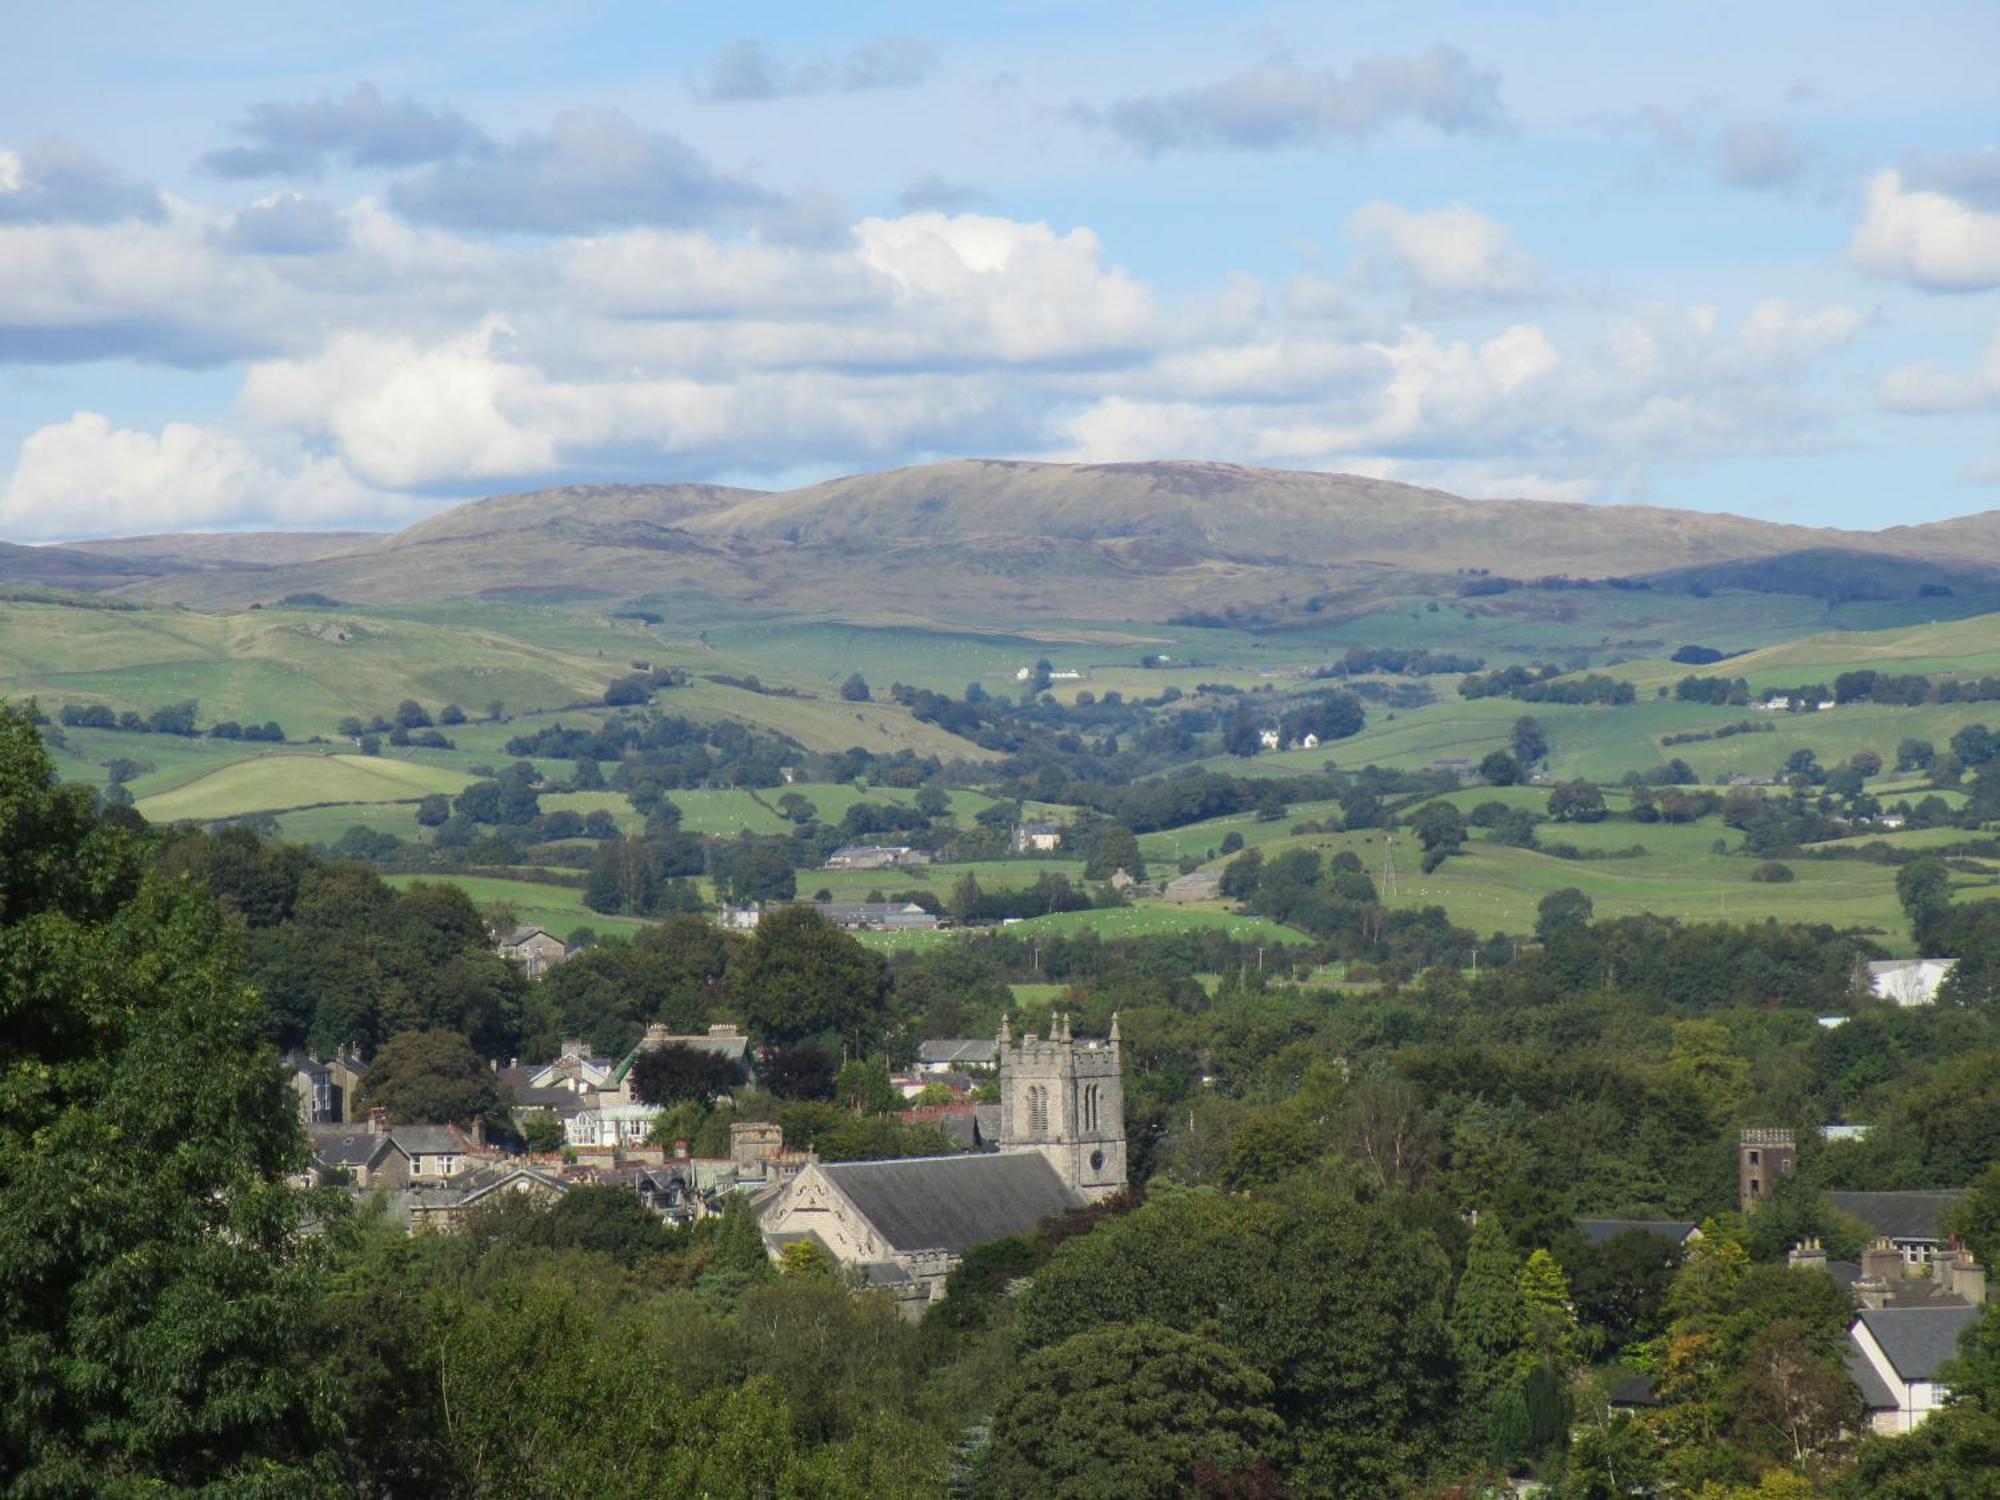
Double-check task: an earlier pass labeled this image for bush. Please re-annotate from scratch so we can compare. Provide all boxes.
[1750,862,1796,883]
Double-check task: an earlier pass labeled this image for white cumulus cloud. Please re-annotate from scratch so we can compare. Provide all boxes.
[1851,170,2000,292]
[0,411,385,539]
[1346,201,1543,310]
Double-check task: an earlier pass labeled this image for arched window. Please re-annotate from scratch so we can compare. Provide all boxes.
[1083,1083,1097,1133]
[1027,1085,1047,1138]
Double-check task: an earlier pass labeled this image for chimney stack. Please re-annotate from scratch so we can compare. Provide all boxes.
[1788,1237,1828,1274]
[368,1103,389,1137]
[1861,1238,1904,1285]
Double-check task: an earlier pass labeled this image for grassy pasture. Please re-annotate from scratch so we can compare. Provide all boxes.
[135,754,472,823]
[0,600,619,736]
[1214,824,1936,949]
[380,872,653,939]
[1617,616,2000,696]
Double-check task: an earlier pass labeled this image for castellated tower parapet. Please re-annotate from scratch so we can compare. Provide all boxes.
[997,1010,1127,1201]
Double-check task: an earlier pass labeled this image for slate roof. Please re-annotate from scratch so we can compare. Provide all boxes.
[820,1153,1084,1254]
[1844,1346,1899,1411]
[1857,1305,1982,1382]
[918,1039,999,1067]
[973,1104,1001,1144]
[309,1126,389,1169]
[1575,1217,1699,1246]
[1607,1373,1658,1408]
[388,1125,468,1155]
[1824,1190,1965,1242]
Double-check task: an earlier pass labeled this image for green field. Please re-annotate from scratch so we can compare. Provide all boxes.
[135,753,473,822]
[380,872,653,939]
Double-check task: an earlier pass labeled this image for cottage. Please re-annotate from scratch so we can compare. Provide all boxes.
[1257,729,1281,751]
[1848,1305,1983,1433]
[1013,822,1063,853]
[307,1123,396,1187]
[399,1164,568,1234]
[1865,958,1956,1007]
[496,925,570,979]
[384,1124,483,1185]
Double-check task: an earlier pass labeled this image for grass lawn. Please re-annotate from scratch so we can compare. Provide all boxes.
[380,872,654,939]
[135,753,473,822]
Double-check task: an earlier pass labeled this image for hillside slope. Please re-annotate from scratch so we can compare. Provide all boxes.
[11,459,1998,623]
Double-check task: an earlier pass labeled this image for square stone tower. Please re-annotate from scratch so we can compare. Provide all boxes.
[997,1011,1127,1201]
[1739,1127,1797,1213]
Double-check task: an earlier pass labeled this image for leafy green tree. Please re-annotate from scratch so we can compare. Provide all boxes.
[519,1110,565,1154]
[736,905,889,1048]
[1518,1248,1580,1376]
[1536,887,1594,941]
[949,870,984,921]
[1480,749,1523,786]
[1408,800,1467,854]
[840,672,870,702]
[712,841,798,905]
[1451,1213,1528,1396]
[1512,715,1548,766]
[979,1322,1285,1500]
[0,706,341,1492]
[776,1239,837,1277]
[584,835,656,916]
[835,1056,900,1115]
[1547,780,1607,822]
[1020,1184,1457,1495]
[469,1183,672,1265]
[1083,822,1145,881]
[360,1029,499,1124]
[1896,856,1952,943]
[415,792,451,826]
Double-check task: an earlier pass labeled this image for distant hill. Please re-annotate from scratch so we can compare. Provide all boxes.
[8,459,1997,623]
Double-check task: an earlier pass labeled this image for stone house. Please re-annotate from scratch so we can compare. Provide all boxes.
[1012,822,1063,853]
[399,1164,568,1234]
[496,925,570,979]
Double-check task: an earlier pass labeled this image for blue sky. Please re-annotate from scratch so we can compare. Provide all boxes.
[2,0,1996,538]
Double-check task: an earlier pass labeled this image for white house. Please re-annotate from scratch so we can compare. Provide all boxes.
[564,1102,663,1149]
[1258,728,1281,750]
[1847,1305,1982,1433]
[1867,958,1956,1007]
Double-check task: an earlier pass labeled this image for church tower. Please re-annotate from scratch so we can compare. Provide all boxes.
[997,1011,1127,1201]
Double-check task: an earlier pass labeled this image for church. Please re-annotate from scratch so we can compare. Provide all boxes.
[757,1012,1127,1312]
